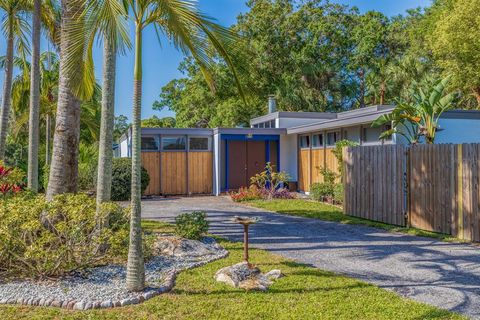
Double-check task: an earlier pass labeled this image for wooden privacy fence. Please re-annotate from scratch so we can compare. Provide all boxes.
[343,145,407,226]
[343,143,480,242]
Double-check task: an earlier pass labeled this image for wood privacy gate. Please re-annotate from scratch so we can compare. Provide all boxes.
[141,151,213,196]
[343,144,480,242]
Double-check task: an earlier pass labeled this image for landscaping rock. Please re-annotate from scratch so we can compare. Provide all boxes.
[0,237,227,310]
[154,235,226,259]
[214,262,282,291]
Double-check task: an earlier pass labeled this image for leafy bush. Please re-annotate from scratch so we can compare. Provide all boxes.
[111,158,150,201]
[230,185,264,202]
[248,162,293,200]
[333,184,344,204]
[0,193,143,278]
[175,211,209,240]
[230,185,295,202]
[78,143,99,192]
[310,182,335,201]
[0,162,25,198]
[310,167,340,202]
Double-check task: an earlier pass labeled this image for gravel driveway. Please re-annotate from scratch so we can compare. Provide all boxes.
[140,196,480,319]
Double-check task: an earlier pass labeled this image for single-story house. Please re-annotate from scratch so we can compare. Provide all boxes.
[118,99,480,196]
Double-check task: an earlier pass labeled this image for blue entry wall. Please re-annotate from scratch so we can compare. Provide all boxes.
[221,134,280,192]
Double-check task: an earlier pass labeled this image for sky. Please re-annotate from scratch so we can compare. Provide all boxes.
[0,0,431,122]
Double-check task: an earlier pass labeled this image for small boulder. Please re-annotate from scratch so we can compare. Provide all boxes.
[214,262,282,291]
[154,235,226,258]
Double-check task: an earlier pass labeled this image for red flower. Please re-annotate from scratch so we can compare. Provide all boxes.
[0,184,11,194]
[11,184,21,193]
[0,166,12,178]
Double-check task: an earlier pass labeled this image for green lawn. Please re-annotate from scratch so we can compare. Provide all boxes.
[0,221,463,320]
[246,199,461,242]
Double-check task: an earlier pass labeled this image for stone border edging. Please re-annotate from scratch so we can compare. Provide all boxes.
[0,251,228,310]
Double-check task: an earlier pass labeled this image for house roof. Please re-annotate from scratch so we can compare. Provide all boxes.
[287,105,394,134]
[250,111,337,125]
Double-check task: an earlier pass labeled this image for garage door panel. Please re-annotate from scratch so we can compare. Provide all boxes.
[188,152,213,194]
[141,152,160,195]
[161,152,187,195]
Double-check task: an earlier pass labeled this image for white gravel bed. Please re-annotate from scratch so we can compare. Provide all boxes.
[0,237,228,310]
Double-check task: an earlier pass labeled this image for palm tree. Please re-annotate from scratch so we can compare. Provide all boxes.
[124,0,244,292]
[0,0,30,160]
[27,0,41,191]
[46,0,95,199]
[82,0,130,210]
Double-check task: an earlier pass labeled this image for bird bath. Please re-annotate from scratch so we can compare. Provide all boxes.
[232,216,259,265]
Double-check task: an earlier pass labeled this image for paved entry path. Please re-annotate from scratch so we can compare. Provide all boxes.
[141,196,480,319]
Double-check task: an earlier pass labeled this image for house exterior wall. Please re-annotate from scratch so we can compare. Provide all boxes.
[436,118,480,144]
[280,133,297,181]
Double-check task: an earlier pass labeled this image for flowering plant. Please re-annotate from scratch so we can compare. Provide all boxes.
[0,162,25,199]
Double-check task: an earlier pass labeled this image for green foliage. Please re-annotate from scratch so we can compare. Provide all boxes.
[111,158,150,201]
[0,193,137,278]
[141,115,176,128]
[333,184,344,204]
[332,140,359,175]
[113,115,129,142]
[310,182,335,201]
[428,0,480,107]
[78,143,99,191]
[373,76,455,144]
[310,167,340,203]
[174,211,209,240]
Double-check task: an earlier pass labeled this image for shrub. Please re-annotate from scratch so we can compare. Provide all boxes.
[175,211,209,240]
[333,184,344,204]
[271,187,296,199]
[310,182,335,201]
[0,162,25,198]
[250,162,291,199]
[111,158,150,201]
[310,167,338,201]
[78,143,99,192]
[0,193,153,278]
[230,185,264,202]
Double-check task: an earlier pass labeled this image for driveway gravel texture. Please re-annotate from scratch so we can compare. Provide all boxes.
[141,196,480,319]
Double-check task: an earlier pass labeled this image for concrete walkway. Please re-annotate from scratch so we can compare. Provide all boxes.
[141,196,480,319]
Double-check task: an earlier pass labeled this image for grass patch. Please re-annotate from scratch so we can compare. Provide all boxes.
[0,220,463,320]
[246,199,462,242]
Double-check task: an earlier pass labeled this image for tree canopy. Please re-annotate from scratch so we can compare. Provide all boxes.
[154,0,479,128]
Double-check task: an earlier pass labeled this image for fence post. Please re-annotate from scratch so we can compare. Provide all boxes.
[457,144,464,240]
[405,145,411,228]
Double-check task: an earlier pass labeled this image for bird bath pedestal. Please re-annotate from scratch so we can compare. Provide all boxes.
[232,216,259,265]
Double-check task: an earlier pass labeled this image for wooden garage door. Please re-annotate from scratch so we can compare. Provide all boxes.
[141,152,161,195]
[188,152,213,194]
[161,152,187,195]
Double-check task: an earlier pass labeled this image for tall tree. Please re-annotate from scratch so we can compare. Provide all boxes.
[124,0,244,291]
[427,0,480,107]
[0,0,30,160]
[46,0,95,199]
[27,0,41,191]
[82,0,130,209]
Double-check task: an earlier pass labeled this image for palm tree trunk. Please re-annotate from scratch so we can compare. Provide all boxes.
[46,0,82,200]
[126,23,144,292]
[379,80,386,105]
[45,114,51,165]
[0,17,15,160]
[27,0,41,192]
[96,37,116,209]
